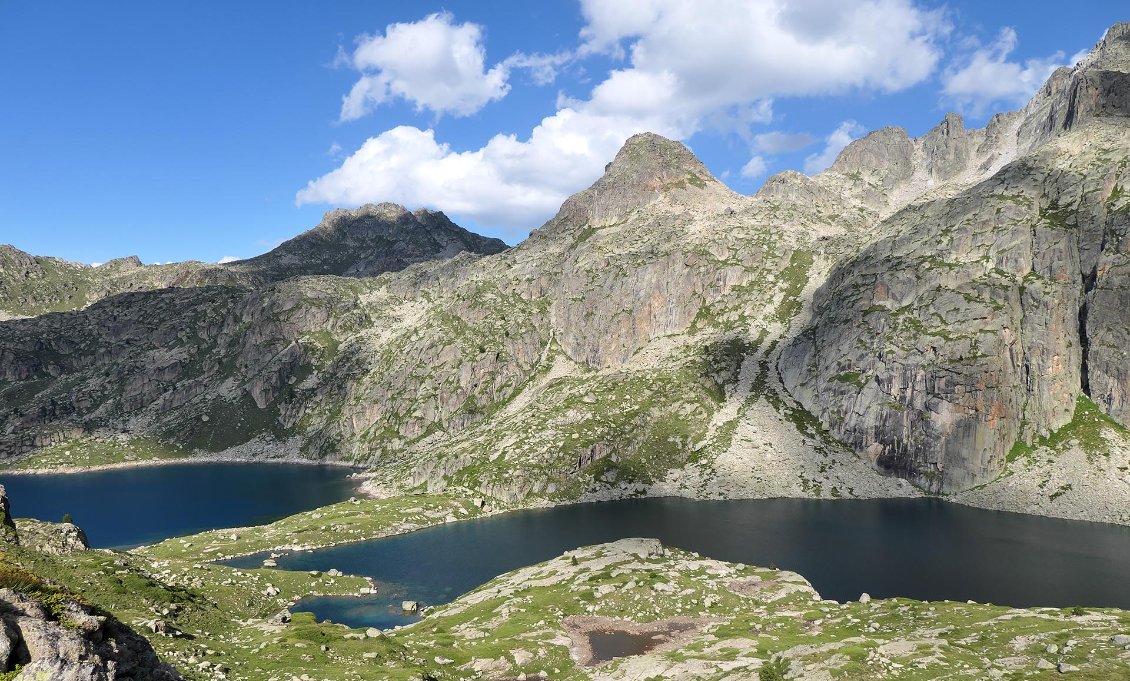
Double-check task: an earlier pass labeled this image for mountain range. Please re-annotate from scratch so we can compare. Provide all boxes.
[2,23,1129,525]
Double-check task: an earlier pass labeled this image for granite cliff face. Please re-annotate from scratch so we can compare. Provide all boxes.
[1,25,1129,516]
[781,22,1130,492]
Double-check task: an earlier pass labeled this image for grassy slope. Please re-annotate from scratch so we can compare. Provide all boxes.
[137,494,486,562]
[0,436,190,471]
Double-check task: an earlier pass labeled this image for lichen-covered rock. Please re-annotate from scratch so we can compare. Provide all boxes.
[0,588,182,680]
[13,518,89,555]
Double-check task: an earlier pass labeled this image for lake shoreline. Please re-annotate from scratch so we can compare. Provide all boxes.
[0,452,367,478]
[170,485,1130,569]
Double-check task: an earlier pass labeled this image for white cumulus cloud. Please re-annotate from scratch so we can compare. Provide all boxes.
[741,155,769,178]
[298,111,678,230]
[502,51,574,86]
[303,1,948,237]
[942,27,1070,116]
[217,255,240,264]
[804,121,866,174]
[753,131,818,154]
[339,12,510,121]
[578,0,945,103]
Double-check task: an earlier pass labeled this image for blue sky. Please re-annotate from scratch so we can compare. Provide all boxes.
[0,1,1123,264]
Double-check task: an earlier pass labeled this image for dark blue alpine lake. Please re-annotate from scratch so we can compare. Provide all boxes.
[3,461,1129,630]
[223,496,1130,629]
[0,462,358,549]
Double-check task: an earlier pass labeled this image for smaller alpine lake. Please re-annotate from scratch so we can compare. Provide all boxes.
[0,462,358,548]
[224,496,1130,630]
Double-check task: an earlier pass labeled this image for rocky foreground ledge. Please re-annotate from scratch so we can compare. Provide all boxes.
[402,538,1130,680]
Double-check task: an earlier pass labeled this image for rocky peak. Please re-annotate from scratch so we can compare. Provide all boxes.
[919,112,970,178]
[603,133,715,190]
[233,202,507,279]
[536,133,731,235]
[102,255,144,269]
[1017,22,1130,152]
[820,111,1023,218]
[1079,22,1130,72]
[315,202,413,235]
[829,126,914,187]
[0,201,508,317]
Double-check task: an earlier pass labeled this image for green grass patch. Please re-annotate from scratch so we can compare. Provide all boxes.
[831,371,867,389]
[1011,395,1130,460]
[774,250,813,323]
[2,436,188,471]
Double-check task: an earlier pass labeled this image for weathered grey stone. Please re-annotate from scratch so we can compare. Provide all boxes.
[13,518,89,555]
[0,587,181,680]
[0,617,16,671]
[0,484,16,545]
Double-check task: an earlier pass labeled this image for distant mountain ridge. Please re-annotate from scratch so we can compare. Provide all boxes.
[0,203,506,318]
[228,203,508,280]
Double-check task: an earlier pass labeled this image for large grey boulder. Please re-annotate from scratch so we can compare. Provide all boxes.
[13,518,89,555]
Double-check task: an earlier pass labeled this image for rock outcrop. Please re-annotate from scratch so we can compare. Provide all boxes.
[13,518,90,555]
[0,485,16,545]
[0,588,182,680]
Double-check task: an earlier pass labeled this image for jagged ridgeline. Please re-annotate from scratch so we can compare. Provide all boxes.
[1,25,1129,508]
